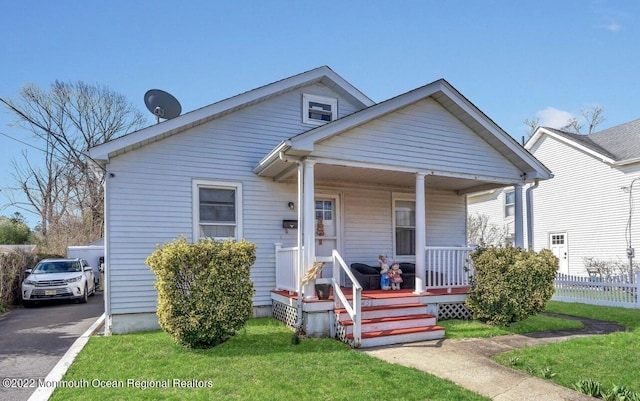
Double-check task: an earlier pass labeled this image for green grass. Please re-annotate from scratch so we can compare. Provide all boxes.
[545,300,640,330]
[493,301,640,394]
[51,318,488,401]
[439,313,584,339]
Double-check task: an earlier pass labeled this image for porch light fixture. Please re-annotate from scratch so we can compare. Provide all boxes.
[288,201,295,210]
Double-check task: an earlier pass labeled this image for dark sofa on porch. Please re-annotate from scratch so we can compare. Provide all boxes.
[350,262,422,290]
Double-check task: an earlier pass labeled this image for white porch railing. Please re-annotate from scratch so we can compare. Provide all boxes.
[425,246,475,291]
[331,249,362,348]
[274,243,300,292]
[553,271,640,309]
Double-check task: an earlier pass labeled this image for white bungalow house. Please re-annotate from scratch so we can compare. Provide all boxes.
[468,120,640,277]
[88,66,551,347]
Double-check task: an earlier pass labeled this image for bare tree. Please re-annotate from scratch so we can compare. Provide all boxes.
[467,213,507,247]
[524,116,541,139]
[561,106,605,135]
[0,81,147,253]
[524,106,605,137]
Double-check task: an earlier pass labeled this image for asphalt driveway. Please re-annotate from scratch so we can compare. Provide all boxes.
[0,291,104,401]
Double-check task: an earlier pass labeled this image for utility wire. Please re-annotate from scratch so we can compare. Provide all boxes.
[0,130,49,154]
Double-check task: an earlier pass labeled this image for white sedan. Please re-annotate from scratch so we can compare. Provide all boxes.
[22,258,96,306]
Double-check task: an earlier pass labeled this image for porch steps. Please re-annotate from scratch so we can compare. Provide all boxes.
[341,314,437,335]
[335,303,427,321]
[335,298,445,348]
[346,325,445,348]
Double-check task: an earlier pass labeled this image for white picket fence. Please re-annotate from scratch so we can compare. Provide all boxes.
[553,271,640,309]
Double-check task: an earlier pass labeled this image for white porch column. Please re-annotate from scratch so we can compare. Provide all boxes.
[296,162,304,294]
[414,173,427,294]
[514,183,524,248]
[302,159,316,299]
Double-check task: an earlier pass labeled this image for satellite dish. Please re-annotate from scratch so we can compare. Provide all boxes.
[144,89,182,124]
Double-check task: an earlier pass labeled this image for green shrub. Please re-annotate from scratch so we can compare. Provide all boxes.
[0,250,43,308]
[146,237,256,348]
[465,246,558,325]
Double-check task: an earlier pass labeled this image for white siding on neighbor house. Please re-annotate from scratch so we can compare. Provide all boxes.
[528,135,640,275]
[467,188,528,246]
[106,84,364,315]
[313,98,523,180]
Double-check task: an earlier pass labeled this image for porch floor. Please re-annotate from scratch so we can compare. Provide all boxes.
[271,286,471,303]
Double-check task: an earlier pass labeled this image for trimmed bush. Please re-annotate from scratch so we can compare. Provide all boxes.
[466,246,558,325]
[146,237,256,348]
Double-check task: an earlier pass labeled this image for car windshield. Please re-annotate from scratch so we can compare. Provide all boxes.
[33,261,82,274]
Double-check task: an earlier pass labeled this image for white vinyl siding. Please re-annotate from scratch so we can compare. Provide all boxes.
[340,186,466,266]
[528,135,638,275]
[105,83,363,316]
[313,98,522,179]
[467,187,526,247]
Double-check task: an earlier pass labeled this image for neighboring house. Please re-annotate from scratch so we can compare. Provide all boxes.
[88,66,551,336]
[468,119,640,276]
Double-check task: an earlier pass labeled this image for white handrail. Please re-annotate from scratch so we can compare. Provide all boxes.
[331,250,362,348]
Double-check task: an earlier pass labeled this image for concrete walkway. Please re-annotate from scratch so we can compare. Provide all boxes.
[363,314,625,401]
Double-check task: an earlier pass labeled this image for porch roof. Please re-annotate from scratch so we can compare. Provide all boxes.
[254,79,552,194]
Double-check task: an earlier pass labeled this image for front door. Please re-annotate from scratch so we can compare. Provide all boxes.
[315,195,341,279]
[549,232,568,274]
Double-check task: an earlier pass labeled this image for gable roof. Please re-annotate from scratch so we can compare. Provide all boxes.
[527,118,640,165]
[255,78,552,181]
[87,66,374,164]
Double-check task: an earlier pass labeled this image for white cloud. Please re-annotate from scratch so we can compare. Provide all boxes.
[604,21,622,32]
[536,107,575,129]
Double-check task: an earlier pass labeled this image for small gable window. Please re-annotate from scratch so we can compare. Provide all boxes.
[303,94,337,125]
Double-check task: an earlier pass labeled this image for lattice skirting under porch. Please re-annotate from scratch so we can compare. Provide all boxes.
[333,315,350,346]
[272,300,298,328]
[438,302,472,320]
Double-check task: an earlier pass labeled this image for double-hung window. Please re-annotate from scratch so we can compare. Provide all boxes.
[193,180,242,240]
[302,94,337,125]
[504,190,515,218]
[393,198,416,256]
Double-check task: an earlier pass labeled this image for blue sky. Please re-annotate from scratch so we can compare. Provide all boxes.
[1,0,639,227]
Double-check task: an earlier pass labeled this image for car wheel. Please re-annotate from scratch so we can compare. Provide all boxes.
[80,284,88,304]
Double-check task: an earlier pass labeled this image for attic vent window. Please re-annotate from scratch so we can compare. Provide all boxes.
[303,94,337,125]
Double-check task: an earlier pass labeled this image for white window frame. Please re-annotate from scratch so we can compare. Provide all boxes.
[302,93,338,125]
[192,179,243,241]
[504,190,515,218]
[392,193,416,260]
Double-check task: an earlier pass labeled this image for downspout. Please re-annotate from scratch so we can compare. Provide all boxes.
[104,169,112,335]
[279,151,304,330]
[526,179,539,250]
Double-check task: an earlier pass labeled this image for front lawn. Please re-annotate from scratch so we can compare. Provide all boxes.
[439,313,584,339]
[51,318,488,401]
[493,301,640,395]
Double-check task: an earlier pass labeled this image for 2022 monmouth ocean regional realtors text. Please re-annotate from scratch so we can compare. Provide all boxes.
[2,377,214,390]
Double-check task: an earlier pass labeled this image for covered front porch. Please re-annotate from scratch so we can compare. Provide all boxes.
[254,79,552,346]
[272,245,475,347]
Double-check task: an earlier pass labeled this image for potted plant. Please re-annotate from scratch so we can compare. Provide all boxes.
[301,261,331,300]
